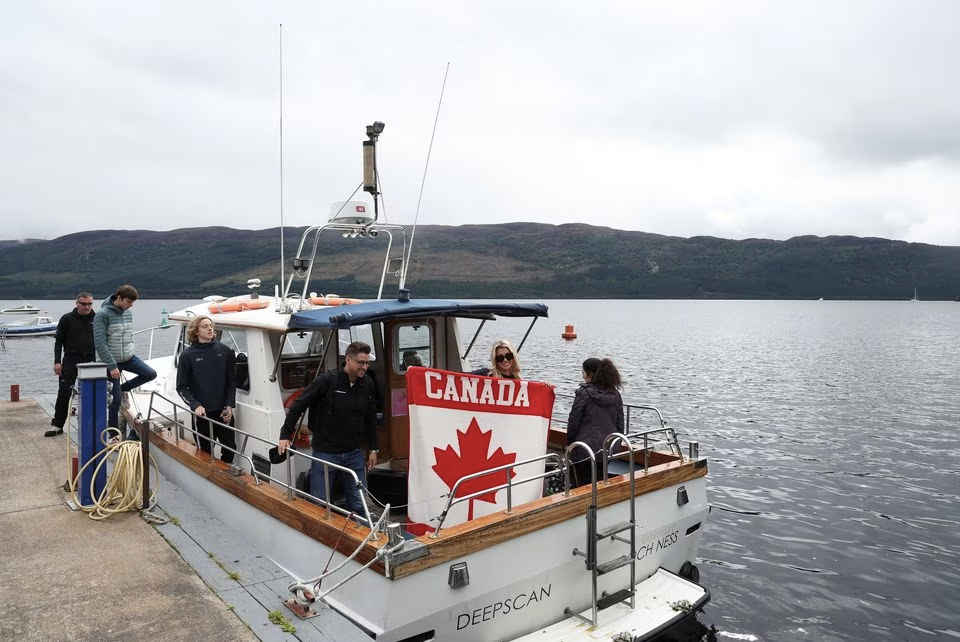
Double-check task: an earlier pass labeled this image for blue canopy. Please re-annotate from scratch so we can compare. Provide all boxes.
[288,298,548,330]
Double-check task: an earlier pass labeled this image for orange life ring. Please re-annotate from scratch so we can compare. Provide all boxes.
[284,388,303,408]
[208,298,271,314]
[283,389,312,447]
[308,295,363,306]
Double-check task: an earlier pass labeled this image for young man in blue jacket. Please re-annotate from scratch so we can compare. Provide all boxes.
[92,284,157,436]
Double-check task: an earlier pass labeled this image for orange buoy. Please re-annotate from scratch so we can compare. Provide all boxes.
[561,324,577,340]
[208,297,271,314]
[308,295,363,306]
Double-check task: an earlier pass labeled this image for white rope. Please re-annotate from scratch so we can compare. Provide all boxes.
[66,421,165,523]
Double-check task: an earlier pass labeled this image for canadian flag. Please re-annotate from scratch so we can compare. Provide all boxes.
[405,367,555,535]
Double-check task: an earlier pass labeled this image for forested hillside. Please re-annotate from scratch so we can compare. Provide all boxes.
[1,223,958,300]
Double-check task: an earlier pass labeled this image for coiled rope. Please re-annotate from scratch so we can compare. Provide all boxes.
[65,421,165,523]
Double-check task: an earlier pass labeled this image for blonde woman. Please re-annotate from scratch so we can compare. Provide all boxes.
[473,339,522,379]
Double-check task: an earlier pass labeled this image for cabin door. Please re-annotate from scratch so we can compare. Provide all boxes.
[383,319,437,462]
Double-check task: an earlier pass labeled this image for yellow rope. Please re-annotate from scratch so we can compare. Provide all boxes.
[67,426,163,521]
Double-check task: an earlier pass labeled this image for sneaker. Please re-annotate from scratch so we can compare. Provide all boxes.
[44,428,64,437]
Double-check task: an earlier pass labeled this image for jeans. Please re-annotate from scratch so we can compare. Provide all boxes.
[309,449,367,515]
[108,355,157,428]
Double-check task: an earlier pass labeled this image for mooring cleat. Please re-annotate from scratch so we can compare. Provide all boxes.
[284,597,321,619]
[284,581,321,619]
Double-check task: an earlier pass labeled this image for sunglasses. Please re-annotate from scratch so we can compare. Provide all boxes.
[495,352,514,363]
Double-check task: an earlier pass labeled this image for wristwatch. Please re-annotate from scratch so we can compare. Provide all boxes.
[370,449,379,454]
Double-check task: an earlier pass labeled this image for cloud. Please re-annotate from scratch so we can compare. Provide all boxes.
[2,0,959,245]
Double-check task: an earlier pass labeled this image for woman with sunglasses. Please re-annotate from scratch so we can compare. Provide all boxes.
[566,357,624,487]
[471,339,522,379]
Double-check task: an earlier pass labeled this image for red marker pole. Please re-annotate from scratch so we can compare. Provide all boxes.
[9,385,19,402]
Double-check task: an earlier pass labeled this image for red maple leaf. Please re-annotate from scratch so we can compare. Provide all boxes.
[432,417,517,520]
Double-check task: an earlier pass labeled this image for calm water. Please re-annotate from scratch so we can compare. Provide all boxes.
[2,298,958,641]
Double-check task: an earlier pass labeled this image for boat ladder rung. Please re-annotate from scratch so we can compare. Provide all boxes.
[595,521,632,540]
[595,588,634,611]
[596,555,634,575]
[562,607,593,626]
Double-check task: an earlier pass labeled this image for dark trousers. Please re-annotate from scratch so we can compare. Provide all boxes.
[572,459,606,488]
[52,353,93,428]
[194,413,237,464]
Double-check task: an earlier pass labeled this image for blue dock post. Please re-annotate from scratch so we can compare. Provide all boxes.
[77,362,108,505]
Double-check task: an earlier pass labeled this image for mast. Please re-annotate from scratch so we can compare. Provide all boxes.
[363,121,385,223]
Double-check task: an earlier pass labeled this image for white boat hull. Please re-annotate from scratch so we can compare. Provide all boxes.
[149,438,707,641]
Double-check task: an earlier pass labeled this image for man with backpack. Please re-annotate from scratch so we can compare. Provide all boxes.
[277,341,379,516]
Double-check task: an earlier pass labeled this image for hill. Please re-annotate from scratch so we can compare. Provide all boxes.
[1,223,958,300]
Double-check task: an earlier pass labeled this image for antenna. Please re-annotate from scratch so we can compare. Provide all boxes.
[278,24,286,300]
[403,63,450,284]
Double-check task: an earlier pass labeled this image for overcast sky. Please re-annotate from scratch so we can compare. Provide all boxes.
[3,1,959,245]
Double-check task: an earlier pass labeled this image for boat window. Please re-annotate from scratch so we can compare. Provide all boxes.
[220,328,248,355]
[280,357,324,391]
[283,330,326,356]
[395,323,431,373]
[349,324,379,361]
[235,352,250,392]
[214,329,250,392]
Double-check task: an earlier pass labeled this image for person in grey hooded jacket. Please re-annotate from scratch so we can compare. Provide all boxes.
[566,357,624,487]
[93,284,157,435]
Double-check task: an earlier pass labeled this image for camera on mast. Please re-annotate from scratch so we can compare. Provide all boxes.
[363,121,385,196]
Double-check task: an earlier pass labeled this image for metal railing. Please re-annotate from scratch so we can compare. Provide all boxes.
[430,452,566,538]
[142,391,379,534]
[132,323,175,361]
[552,395,682,461]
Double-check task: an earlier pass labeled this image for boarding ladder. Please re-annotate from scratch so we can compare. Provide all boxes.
[564,433,638,628]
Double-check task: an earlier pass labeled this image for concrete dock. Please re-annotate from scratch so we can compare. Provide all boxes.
[0,398,368,641]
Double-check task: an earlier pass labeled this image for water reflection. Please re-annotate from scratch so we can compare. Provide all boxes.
[4,298,960,640]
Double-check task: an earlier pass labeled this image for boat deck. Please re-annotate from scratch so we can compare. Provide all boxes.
[136,412,708,580]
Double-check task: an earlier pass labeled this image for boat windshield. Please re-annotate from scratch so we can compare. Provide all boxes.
[284,329,326,356]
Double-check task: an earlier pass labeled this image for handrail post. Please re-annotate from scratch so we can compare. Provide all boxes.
[140,393,153,511]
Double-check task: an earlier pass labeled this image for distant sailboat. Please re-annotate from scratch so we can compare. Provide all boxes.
[911,288,919,302]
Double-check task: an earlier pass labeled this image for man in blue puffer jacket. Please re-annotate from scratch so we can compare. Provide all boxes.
[93,284,157,436]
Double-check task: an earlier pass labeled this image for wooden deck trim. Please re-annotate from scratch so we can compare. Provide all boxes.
[141,423,389,566]
[137,419,706,581]
[394,462,707,578]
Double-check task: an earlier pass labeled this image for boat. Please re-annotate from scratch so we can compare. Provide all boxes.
[0,315,56,337]
[124,122,710,641]
[1,302,40,314]
[911,288,919,302]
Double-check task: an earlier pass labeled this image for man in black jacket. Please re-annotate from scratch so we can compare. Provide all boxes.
[176,316,237,463]
[47,292,96,436]
[277,341,378,515]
